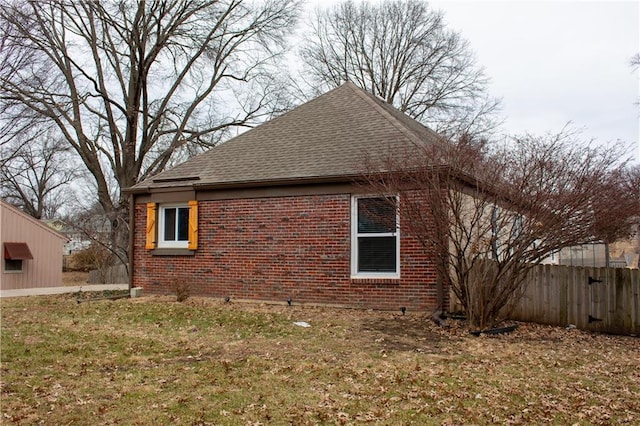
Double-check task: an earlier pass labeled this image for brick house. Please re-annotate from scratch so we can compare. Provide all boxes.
[126,82,450,312]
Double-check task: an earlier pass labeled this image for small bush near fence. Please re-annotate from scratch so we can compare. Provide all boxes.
[66,245,111,272]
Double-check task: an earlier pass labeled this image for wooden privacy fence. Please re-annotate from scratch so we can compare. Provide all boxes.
[510,264,639,335]
[88,264,129,285]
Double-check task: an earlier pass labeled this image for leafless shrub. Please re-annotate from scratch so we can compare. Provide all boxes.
[363,129,638,328]
[172,278,191,303]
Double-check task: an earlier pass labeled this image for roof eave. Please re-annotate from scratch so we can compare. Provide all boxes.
[125,174,363,195]
[122,186,151,195]
[194,174,361,190]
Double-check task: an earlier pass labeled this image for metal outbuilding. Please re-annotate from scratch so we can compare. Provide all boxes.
[1,201,68,290]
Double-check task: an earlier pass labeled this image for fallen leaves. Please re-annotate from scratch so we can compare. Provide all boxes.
[1,294,638,425]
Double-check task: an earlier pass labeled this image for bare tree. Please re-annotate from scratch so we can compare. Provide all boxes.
[299,0,501,137]
[621,165,640,256]
[63,201,128,277]
[0,0,301,261]
[632,53,640,106]
[590,164,640,246]
[1,131,79,219]
[364,130,638,329]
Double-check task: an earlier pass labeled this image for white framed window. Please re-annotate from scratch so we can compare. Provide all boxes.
[351,195,400,278]
[3,242,32,273]
[4,259,23,273]
[158,204,190,248]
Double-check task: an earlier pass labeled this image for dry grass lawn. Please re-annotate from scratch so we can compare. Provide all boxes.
[62,271,90,286]
[1,294,638,425]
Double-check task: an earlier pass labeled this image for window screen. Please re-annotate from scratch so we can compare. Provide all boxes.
[357,236,397,272]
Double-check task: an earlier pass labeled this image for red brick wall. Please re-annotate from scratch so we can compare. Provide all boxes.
[132,193,440,311]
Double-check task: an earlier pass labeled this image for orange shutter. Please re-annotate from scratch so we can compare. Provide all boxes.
[188,200,198,250]
[145,203,157,250]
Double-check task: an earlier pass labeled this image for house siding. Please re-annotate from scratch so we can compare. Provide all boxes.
[133,193,440,311]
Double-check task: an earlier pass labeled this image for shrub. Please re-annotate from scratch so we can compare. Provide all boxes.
[172,278,190,302]
[69,244,111,272]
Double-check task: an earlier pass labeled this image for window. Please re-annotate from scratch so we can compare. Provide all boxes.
[159,205,190,248]
[146,201,198,251]
[4,242,33,273]
[351,196,399,278]
[5,259,23,272]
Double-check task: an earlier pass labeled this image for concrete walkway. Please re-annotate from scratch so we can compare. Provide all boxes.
[0,284,129,298]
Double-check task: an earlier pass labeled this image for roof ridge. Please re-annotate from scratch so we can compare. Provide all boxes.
[345,83,428,148]
[240,83,358,135]
[0,200,68,241]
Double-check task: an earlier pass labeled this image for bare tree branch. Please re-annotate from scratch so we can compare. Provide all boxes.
[299,0,502,138]
[1,131,80,219]
[1,0,301,264]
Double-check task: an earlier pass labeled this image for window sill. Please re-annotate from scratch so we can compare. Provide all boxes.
[150,248,196,256]
[350,275,400,285]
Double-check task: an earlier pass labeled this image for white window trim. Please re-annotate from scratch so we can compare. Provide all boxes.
[157,204,190,249]
[351,195,400,279]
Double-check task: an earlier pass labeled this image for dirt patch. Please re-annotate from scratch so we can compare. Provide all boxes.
[358,313,453,353]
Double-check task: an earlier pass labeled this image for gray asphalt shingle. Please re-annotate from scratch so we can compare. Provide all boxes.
[130,82,443,191]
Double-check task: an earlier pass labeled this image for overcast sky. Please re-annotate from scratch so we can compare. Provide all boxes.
[304,0,640,161]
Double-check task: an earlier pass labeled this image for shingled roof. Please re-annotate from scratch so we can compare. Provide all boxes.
[128,82,445,192]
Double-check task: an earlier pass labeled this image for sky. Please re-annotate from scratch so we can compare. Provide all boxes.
[304,0,640,161]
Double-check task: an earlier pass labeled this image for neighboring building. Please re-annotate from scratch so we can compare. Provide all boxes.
[539,223,640,269]
[554,243,609,268]
[125,83,460,311]
[44,219,92,256]
[1,200,67,290]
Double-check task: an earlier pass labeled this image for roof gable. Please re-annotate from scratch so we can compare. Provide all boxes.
[130,82,445,192]
[0,201,68,242]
